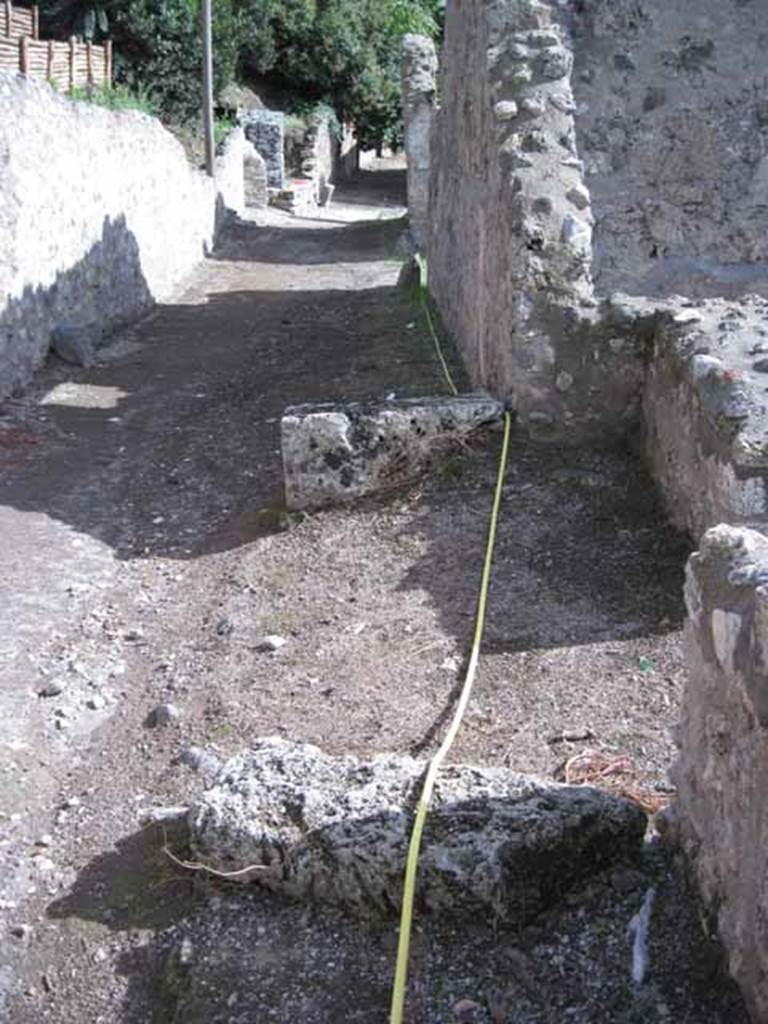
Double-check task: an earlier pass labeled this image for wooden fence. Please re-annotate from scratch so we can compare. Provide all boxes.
[0,3,112,90]
[2,0,37,40]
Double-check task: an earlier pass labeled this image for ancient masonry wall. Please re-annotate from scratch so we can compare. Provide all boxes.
[401,34,438,249]
[242,109,285,189]
[429,0,768,440]
[427,2,768,1014]
[674,526,768,1024]
[0,72,250,399]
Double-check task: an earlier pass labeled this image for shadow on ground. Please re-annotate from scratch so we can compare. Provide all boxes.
[397,433,692,656]
[0,275,444,560]
[46,827,746,1024]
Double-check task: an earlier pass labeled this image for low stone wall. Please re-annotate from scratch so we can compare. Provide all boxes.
[402,34,437,249]
[642,295,768,541]
[673,526,768,1022]
[0,72,248,398]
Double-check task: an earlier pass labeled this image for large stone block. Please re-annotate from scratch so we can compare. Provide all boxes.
[673,526,768,1021]
[189,737,647,920]
[281,394,504,510]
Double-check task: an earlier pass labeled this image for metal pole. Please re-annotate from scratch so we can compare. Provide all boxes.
[201,0,214,176]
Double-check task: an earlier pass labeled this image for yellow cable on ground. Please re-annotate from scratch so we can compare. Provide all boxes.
[416,253,459,397]
[389,407,512,1024]
[423,299,459,397]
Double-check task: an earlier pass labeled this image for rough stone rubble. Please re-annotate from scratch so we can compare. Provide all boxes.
[189,738,647,920]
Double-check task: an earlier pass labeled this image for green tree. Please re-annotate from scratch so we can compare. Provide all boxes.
[38,0,443,142]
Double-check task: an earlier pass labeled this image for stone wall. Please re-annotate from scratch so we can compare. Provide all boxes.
[430,0,616,440]
[295,113,337,205]
[673,525,768,1023]
[281,112,358,212]
[402,34,438,249]
[429,0,768,440]
[642,295,768,541]
[0,72,249,399]
[242,109,285,189]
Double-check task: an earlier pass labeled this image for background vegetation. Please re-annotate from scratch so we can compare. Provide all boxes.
[37,0,443,149]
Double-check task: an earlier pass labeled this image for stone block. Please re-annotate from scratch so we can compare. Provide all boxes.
[189,737,647,919]
[280,394,504,510]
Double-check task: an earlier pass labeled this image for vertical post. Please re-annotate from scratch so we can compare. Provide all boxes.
[201,0,214,177]
[105,39,112,87]
[32,4,38,39]
[18,33,28,75]
[68,34,75,91]
[46,38,52,80]
[86,39,92,86]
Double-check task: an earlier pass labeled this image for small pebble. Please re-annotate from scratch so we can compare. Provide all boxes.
[255,635,287,653]
[148,703,180,727]
[176,746,221,777]
[453,998,483,1022]
[38,681,64,698]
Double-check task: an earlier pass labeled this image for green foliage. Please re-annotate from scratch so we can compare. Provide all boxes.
[69,81,158,115]
[38,0,443,143]
[214,113,236,147]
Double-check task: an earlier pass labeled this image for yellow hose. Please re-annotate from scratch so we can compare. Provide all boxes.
[388,407,512,1024]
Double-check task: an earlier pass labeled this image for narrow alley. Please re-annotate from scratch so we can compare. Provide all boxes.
[0,170,744,1023]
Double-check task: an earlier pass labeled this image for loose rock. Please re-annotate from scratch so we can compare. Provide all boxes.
[189,738,647,921]
[147,703,180,727]
[38,681,64,698]
[255,635,286,653]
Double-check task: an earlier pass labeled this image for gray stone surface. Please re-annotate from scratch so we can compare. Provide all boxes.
[402,34,438,249]
[570,1,768,301]
[0,73,249,399]
[642,294,768,540]
[242,109,285,189]
[189,737,647,919]
[281,394,504,510]
[672,526,768,1022]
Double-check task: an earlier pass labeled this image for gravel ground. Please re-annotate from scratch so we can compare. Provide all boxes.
[0,169,747,1022]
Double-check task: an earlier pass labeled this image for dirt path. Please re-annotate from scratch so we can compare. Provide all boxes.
[0,171,746,1023]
